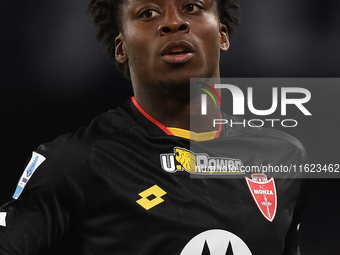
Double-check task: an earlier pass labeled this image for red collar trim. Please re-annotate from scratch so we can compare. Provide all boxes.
[131,96,222,139]
[131,96,174,136]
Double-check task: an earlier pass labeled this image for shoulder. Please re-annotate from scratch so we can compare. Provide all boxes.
[32,107,137,183]
[38,106,136,157]
[221,113,308,163]
[11,106,138,201]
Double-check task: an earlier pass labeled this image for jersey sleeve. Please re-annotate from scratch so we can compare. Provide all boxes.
[0,134,90,254]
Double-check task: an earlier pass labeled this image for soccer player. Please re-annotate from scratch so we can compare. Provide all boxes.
[0,0,309,254]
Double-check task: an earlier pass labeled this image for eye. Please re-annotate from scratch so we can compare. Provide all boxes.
[140,9,160,19]
[184,3,202,13]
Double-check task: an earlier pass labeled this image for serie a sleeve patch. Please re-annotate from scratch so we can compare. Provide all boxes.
[0,212,6,227]
[12,151,46,200]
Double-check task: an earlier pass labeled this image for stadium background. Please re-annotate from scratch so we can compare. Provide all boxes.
[1,1,339,254]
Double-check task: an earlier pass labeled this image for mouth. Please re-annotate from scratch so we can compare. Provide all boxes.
[161,41,195,64]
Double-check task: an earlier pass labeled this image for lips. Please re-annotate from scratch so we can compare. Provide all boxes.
[161,41,195,64]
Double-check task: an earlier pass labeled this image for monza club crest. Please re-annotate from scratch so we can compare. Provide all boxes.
[245,174,277,222]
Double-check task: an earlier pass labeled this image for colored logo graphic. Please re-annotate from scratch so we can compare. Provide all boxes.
[198,82,222,116]
[160,147,244,175]
[197,82,222,105]
[197,82,222,107]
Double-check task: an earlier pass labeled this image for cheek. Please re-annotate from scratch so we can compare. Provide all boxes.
[125,39,157,80]
[125,38,149,69]
[196,17,222,56]
[123,24,149,62]
[202,30,222,65]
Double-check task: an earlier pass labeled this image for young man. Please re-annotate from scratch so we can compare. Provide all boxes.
[0,0,309,254]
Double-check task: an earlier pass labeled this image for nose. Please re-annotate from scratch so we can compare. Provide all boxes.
[158,8,190,36]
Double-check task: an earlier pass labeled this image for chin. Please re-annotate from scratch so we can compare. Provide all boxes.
[155,79,191,101]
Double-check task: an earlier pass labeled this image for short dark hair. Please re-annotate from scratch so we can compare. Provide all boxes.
[87,0,241,79]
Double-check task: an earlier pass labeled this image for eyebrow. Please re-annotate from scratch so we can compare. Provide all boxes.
[127,0,216,8]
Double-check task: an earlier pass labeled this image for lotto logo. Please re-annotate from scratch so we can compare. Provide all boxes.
[136,185,167,210]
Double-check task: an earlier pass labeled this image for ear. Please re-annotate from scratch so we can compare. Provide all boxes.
[219,24,230,52]
[115,33,128,63]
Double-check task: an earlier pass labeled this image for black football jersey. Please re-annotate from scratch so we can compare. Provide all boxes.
[0,97,309,255]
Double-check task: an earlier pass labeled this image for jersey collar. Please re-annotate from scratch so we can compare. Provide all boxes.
[126,97,222,141]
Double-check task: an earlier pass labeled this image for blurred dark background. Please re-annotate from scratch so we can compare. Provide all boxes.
[1,1,339,254]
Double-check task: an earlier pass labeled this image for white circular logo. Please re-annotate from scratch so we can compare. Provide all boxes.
[180,229,252,255]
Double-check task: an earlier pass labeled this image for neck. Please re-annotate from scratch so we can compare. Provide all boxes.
[133,84,221,133]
